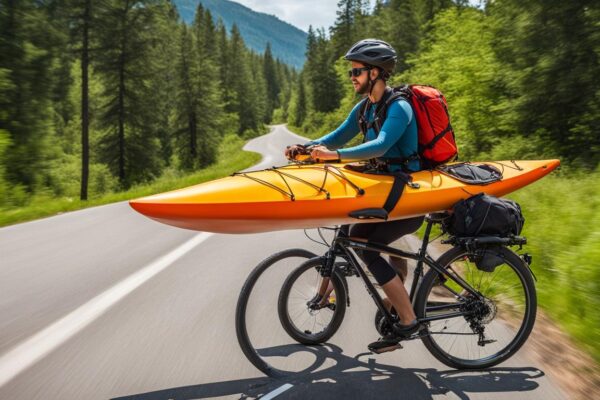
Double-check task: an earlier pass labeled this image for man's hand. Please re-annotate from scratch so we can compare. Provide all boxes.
[285,144,308,160]
[310,146,339,162]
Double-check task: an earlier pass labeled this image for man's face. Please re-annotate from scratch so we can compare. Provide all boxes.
[350,61,375,95]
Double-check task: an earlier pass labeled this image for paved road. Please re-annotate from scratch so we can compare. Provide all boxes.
[0,125,566,399]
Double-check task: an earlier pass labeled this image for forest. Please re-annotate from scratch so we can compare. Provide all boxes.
[0,0,294,206]
[0,0,599,364]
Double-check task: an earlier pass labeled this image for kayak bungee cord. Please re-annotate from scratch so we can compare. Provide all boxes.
[232,164,365,201]
[322,164,366,196]
[489,160,523,172]
[231,172,296,200]
[271,168,331,199]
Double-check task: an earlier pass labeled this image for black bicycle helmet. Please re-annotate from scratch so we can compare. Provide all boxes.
[344,39,397,74]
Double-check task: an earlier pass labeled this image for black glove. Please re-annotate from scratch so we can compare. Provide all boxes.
[285,144,309,159]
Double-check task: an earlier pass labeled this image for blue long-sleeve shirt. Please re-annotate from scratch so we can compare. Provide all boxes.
[307,97,420,172]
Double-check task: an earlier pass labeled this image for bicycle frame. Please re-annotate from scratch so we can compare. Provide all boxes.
[323,218,482,327]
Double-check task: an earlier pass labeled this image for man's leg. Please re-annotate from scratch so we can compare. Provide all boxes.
[382,257,407,311]
[381,275,416,324]
[389,256,407,282]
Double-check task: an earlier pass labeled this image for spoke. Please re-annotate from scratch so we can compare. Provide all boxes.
[482,266,502,292]
[298,313,313,331]
[291,286,311,300]
[477,269,484,291]
[290,307,306,322]
[481,267,503,294]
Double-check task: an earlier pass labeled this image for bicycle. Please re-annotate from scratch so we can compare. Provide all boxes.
[235,213,537,378]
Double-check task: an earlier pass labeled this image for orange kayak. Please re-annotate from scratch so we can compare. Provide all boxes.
[129,160,560,233]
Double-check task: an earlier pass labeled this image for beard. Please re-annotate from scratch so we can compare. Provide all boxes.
[354,79,371,95]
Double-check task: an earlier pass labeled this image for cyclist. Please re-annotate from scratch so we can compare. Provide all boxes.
[285,39,424,353]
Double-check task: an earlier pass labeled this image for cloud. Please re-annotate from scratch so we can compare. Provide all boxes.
[234,0,339,32]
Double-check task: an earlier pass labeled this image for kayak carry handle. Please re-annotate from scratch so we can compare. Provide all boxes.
[348,208,389,220]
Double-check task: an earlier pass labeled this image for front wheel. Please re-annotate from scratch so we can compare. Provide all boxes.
[278,257,348,344]
[414,246,536,369]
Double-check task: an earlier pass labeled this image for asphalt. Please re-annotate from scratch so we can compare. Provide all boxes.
[0,125,567,399]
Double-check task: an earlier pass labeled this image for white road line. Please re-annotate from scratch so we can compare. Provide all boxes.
[0,232,212,388]
[260,383,294,400]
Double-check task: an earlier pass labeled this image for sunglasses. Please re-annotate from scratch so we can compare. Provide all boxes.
[348,66,371,78]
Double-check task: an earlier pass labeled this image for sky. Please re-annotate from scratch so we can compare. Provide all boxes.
[233,0,340,32]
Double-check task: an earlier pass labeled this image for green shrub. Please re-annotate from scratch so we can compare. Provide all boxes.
[508,168,600,361]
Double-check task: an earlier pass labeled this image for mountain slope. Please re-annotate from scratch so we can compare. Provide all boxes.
[174,0,307,68]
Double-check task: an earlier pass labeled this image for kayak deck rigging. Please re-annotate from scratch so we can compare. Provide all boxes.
[232,164,365,201]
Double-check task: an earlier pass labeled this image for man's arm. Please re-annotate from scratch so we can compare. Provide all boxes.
[304,101,363,149]
[337,100,412,161]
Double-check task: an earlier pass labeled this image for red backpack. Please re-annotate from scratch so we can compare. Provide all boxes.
[357,84,458,169]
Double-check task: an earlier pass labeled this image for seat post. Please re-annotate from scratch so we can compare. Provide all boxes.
[419,217,435,257]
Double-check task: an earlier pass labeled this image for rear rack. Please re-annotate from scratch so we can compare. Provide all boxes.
[443,235,527,247]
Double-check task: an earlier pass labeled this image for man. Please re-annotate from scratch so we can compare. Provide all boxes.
[285,39,424,353]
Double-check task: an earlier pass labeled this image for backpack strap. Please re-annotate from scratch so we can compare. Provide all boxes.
[356,97,371,138]
[357,87,399,138]
[369,87,410,136]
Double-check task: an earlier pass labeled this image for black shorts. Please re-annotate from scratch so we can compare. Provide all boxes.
[345,216,424,285]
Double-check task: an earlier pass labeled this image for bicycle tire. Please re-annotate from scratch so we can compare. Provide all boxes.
[415,246,536,369]
[278,257,347,344]
[235,248,316,378]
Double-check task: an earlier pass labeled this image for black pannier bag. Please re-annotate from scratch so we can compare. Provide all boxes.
[472,248,506,273]
[444,193,525,237]
[443,194,525,272]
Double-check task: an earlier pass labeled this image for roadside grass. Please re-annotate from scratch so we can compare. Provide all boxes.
[0,134,261,227]
[507,168,600,363]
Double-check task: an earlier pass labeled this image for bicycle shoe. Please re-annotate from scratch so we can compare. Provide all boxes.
[368,320,420,354]
[392,319,420,337]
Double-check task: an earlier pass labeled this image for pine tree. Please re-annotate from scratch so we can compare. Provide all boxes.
[263,42,280,123]
[0,68,11,203]
[308,29,342,113]
[94,0,161,187]
[193,5,221,166]
[0,0,60,192]
[174,24,200,169]
[293,74,307,126]
[385,0,421,72]
[216,19,238,122]
[64,0,95,199]
[330,0,368,58]
[79,0,92,199]
[229,24,259,134]
[368,0,389,39]
[150,0,180,167]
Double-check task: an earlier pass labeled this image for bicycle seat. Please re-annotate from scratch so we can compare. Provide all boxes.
[348,208,389,220]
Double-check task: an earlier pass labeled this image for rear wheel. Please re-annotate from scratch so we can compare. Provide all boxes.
[415,246,536,369]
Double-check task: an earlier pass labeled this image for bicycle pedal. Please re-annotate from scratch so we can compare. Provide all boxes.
[368,342,403,354]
